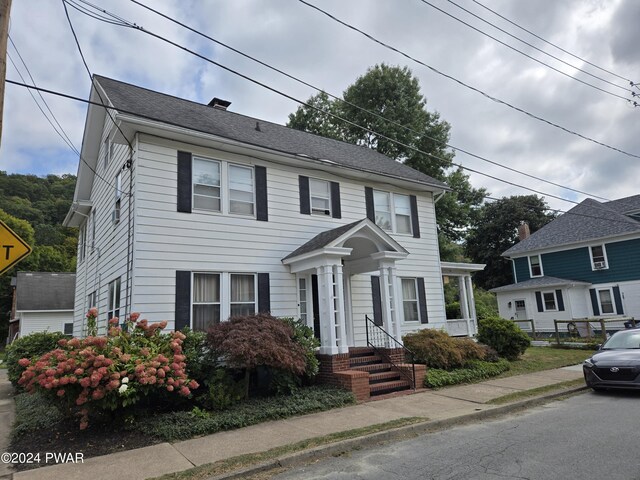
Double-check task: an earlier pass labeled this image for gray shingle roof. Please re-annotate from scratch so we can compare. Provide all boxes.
[490,276,590,293]
[502,197,640,257]
[603,194,640,214]
[282,220,364,260]
[15,272,76,311]
[94,75,448,190]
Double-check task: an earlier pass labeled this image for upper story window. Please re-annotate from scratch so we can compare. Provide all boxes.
[192,156,255,217]
[373,190,412,235]
[78,223,86,263]
[529,255,543,277]
[103,137,110,170]
[113,172,122,225]
[309,178,331,216]
[298,175,341,219]
[590,245,608,270]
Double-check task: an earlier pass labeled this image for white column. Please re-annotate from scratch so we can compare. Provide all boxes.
[379,266,392,341]
[389,265,403,345]
[466,275,478,336]
[459,276,471,337]
[317,265,338,354]
[334,264,348,354]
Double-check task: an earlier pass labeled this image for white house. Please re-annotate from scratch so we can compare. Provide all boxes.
[63,76,481,398]
[9,272,75,342]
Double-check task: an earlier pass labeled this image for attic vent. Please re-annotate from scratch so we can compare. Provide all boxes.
[208,97,231,110]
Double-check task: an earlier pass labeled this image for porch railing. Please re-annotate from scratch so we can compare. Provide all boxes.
[365,315,416,390]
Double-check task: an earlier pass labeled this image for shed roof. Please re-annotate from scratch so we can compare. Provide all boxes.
[15,272,76,311]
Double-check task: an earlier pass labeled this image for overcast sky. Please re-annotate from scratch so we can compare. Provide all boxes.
[2,0,639,213]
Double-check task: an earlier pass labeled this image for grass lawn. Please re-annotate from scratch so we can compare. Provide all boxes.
[498,346,590,378]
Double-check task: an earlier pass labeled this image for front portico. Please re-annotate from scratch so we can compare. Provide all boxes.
[282,219,408,355]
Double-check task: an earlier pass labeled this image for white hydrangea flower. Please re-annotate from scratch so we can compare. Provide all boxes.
[122,376,129,384]
[118,384,128,394]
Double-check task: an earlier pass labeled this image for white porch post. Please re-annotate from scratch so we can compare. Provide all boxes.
[459,275,471,337]
[317,264,338,354]
[334,264,349,354]
[379,265,392,340]
[389,265,403,345]
[466,275,477,335]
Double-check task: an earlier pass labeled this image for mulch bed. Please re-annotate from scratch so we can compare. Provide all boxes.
[9,420,158,471]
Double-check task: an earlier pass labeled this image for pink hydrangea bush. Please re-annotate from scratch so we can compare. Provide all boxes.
[18,311,199,429]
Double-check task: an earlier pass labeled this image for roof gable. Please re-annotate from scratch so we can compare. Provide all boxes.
[503,197,640,257]
[93,75,448,190]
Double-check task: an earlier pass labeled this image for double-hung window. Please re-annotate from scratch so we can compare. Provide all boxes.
[309,178,331,216]
[113,172,122,225]
[107,278,121,321]
[298,277,308,324]
[78,224,86,262]
[230,274,256,317]
[192,156,255,216]
[597,288,615,314]
[192,273,221,330]
[590,245,608,270]
[401,278,420,322]
[529,255,543,277]
[542,291,557,311]
[193,157,221,212]
[373,190,412,234]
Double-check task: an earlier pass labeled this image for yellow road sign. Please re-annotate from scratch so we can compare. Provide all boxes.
[0,219,32,276]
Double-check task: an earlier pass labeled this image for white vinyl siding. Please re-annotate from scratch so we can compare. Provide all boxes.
[18,311,75,337]
[91,134,444,341]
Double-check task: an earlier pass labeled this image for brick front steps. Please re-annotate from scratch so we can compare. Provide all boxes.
[317,347,426,402]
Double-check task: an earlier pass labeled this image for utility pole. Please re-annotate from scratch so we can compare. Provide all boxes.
[0,0,12,146]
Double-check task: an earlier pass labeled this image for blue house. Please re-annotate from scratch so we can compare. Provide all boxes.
[491,195,640,333]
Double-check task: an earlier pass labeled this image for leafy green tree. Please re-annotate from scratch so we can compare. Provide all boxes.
[465,195,555,290]
[287,64,485,247]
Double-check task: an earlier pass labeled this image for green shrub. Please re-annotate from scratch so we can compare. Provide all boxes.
[136,385,355,441]
[474,289,499,321]
[181,328,218,386]
[11,391,65,441]
[6,331,68,387]
[403,329,487,370]
[445,302,461,319]
[478,316,531,360]
[425,359,510,388]
[280,317,320,378]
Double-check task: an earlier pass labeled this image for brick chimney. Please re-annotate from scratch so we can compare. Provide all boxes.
[207,97,231,110]
[518,222,530,241]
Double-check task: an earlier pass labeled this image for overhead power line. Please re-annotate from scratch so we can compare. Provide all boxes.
[297,0,640,158]
[471,0,637,86]
[126,0,608,202]
[441,0,633,95]
[64,0,589,207]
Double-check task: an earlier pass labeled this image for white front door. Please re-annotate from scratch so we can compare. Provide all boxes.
[514,299,527,319]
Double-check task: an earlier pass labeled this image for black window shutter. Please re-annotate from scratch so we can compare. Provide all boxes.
[555,289,565,311]
[417,277,428,323]
[589,288,600,316]
[255,166,268,221]
[535,291,544,312]
[177,151,192,213]
[410,195,421,238]
[175,271,191,331]
[613,286,624,315]
[258,273,271,313]
[365,187,375,222]
[330,181,341,219]
[371,276,383,326]
[299,176,310,214]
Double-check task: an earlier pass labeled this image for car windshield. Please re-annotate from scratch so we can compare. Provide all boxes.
[602,331,640,349]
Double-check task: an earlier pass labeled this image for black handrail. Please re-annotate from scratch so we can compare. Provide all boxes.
[365,315,417,390]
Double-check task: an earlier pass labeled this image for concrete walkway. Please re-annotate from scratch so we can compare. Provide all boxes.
[4,366,586,480]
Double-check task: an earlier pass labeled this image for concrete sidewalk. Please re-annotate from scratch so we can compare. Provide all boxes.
[6,366,586,480]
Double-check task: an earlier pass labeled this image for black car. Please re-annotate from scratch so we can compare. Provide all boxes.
[583,329,640,391]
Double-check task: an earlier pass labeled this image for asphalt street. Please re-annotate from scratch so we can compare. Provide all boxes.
[273,390,640,480]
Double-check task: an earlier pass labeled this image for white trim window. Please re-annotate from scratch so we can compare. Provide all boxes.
[309,178,331,216]
[401,278,420,322]
[112,172,122,225]
[87,291,97,311]
[597,288,615,315]
[589,245,608,270]
[542,291,557,311]
[192,156,256,217]
[229,165,255,215]
[107,278,121,321]
[193,157,221,212]
[103,137,110,170]
[373,190,412,234]
[192,273,221,330]
[78,223,87,263]
[529,255,543,277]
[191,272,257,331]
[298,277,309,324]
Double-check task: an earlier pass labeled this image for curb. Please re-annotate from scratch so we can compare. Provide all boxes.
[206,385,589,480]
